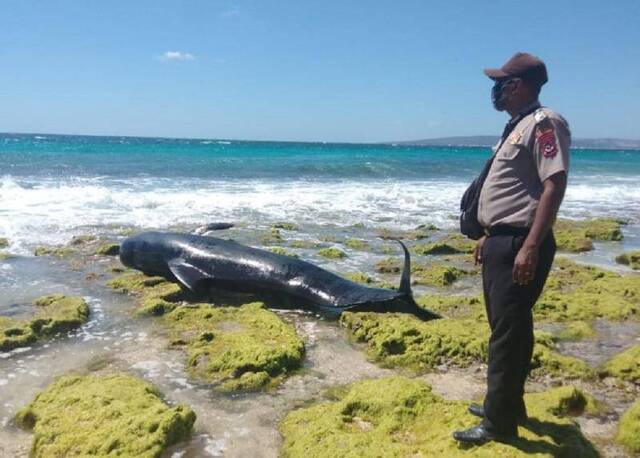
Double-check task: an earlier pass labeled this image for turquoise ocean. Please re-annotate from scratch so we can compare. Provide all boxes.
[1,133,640,253]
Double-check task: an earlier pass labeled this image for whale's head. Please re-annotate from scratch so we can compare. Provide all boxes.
[119,232,173,276]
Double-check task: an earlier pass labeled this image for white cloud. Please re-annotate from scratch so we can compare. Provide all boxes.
[159,51,195,62]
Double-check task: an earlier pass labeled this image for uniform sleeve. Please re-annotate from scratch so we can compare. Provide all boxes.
[533,117,571,182]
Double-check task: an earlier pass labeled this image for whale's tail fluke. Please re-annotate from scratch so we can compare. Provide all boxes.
[397,240,441,321]
[397,240,412,296]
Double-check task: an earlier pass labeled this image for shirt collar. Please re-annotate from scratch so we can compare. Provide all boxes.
[518,100,541,117]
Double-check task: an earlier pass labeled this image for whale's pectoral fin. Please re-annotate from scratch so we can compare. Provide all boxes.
[167,258,209,292]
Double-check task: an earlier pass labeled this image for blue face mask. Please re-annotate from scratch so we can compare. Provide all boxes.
[491,78,518,111]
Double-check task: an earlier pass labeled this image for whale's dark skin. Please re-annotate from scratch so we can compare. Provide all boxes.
[119,231,439,321]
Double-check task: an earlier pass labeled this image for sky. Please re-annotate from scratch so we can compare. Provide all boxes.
[0,0,639,143]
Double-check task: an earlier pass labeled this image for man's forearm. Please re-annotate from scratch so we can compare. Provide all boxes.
[523,173,567,249]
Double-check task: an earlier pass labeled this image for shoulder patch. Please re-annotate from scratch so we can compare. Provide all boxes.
[536,128,557,158]
[534,110,547,123]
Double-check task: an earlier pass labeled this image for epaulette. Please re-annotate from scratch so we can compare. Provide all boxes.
[534,109,547,123]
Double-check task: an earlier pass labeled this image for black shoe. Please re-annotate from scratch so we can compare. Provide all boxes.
[467,403,528,424]
[468,403,484,419]
[452,424,517,444]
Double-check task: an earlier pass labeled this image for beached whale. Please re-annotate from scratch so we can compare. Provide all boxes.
[119,232,439,321]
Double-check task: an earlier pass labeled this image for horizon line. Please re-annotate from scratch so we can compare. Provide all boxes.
[2,130,640,148]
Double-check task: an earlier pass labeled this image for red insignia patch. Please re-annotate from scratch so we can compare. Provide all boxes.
[536,128,557,158]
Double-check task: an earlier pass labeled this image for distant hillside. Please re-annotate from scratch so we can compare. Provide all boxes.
[393,136,640,150]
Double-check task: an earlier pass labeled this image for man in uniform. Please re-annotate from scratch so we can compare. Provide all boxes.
[453,52,571,444]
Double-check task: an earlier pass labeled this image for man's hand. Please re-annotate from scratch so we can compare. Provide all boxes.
[474,235,486,265]
[513,243,538,285]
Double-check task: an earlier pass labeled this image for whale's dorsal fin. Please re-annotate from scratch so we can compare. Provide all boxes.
[397,240,412,296]
[167,258,208,292]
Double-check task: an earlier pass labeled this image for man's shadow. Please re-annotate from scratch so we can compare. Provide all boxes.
[458,417,599,456]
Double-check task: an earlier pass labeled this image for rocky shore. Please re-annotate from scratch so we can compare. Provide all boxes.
[0,217,638,457]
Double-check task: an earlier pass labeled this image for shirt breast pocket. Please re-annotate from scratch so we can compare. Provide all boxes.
[497,143,525,161]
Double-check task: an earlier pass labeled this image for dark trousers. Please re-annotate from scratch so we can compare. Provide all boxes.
[481,231,556,435]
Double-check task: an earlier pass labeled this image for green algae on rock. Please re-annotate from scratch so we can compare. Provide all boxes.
[280,377,598,458]
[289,239,320,249]
[164,302,305,392]
[411,264,467,287]
[376,228,431,241]
[271,222,298,231]
[269,247,299,258]
[602,345,640,383]
[344,239,370,250]
[617,400,640,454]
[0,251,14,261]
[107,273,183,316]
[375,257,400,273]
[317,247,347,260]
[95,242,120,256]
[416,295,484,320]
[556,320,596,341]
[259,228,284,244]
[615,251,640,270]
[341,312,488,371]
[14,373,195,458]
[345,272,375,284]
[0,295,89,352]
[70,234,97,245]
[340,312,593,379]
[534,258,640,323]
[413,233,475,256]
[554,218,624,252]
[530,332,594,379]
[0,237,8,248]
[34,245,75,257]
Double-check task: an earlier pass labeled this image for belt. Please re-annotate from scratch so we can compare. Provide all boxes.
[484,225,530,237]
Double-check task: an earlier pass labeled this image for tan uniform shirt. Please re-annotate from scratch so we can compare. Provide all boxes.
[478,106,571,229]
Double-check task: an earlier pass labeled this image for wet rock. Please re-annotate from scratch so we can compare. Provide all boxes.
[271,222,298,231]
[269,247,299,258]
[615,251,640,270]
[95,243,120,256]
[33,246,75,257]
[411,264,467,286]
[340,311,593,379]
[289,240,320,249]
[107,273,183,316]
[534,258,640,322]
[416,295,484,320]
[0,237,8,248]
[556,320,596,341]
[0,295,89,351]
[530,332,594,379]
[376,227,434,241]
[317,247,347,260]
[602,345,640,383]
[345,272,375,284]
[344,239,370,251]
[617,400,640,454]
[14,373,195,457]
[163,302,305,392]
[259,228,284,245]
[70,234,97,245]
[0,251,14,260]
[375,257,400,273]
[194,222,234,234]
[280,377,598,457]
[414,233,475,255]
[340,312,488,371]
[554,218,624,252]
